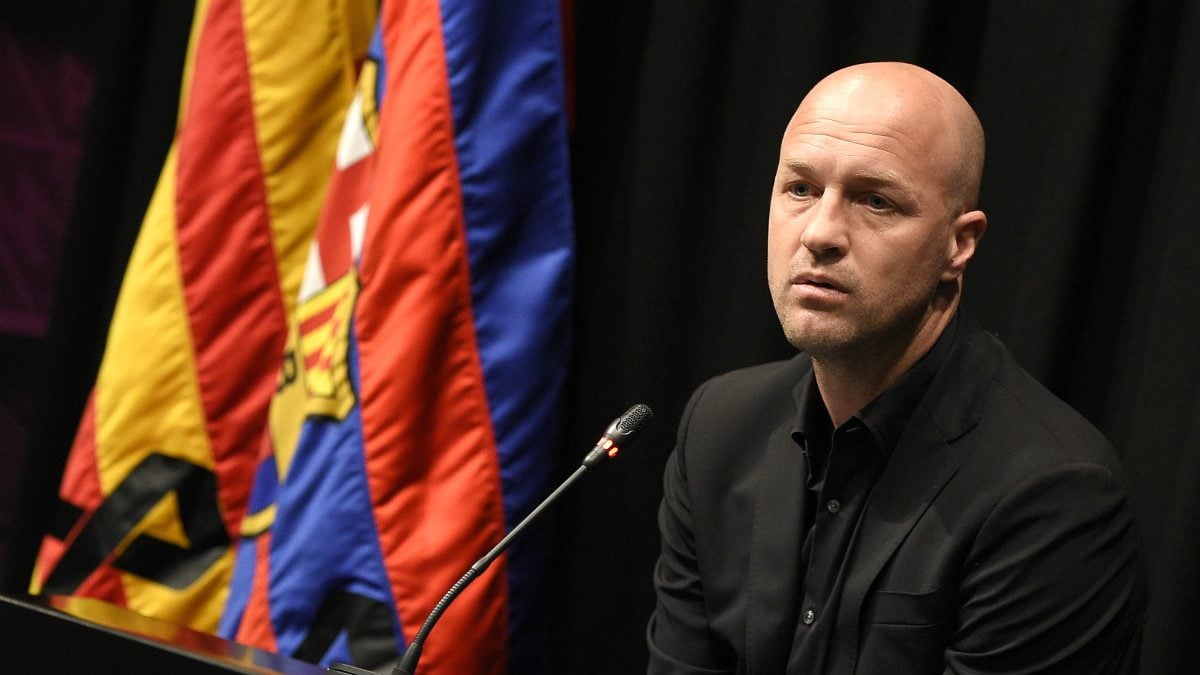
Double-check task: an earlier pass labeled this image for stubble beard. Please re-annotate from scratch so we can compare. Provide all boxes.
[778,269,944,371]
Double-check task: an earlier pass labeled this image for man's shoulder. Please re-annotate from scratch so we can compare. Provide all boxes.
[991,350,1115,458]
[672,355,807,486]
[688,353,809,416]
[672,354,807,448]
[945,325,1116,466]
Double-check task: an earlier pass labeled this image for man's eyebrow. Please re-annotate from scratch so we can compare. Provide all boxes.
[850,168,907,189]
[778,159,907,189]
[778,159,816,176]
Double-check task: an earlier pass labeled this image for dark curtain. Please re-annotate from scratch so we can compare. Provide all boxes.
[3,1,1197,674]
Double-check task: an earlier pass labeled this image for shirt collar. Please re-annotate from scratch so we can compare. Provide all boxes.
[791,312,960,458]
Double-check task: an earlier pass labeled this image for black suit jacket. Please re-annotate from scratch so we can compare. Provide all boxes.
[647,322,1145,674]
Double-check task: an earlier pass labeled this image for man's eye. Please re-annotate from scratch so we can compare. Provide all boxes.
[789,183,812,198]
[864,193,892,210]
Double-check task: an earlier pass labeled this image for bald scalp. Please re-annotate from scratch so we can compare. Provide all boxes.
[797,62,985,213]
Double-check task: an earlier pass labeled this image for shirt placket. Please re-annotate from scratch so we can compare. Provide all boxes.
[797,421,871,636]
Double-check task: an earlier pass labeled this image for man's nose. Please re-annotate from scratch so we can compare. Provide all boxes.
[799,195,849,257]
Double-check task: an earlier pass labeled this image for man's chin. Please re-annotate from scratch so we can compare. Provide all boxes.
[781,316,856,356]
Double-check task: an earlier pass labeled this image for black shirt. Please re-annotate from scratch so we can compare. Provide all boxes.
[787,316,957,671]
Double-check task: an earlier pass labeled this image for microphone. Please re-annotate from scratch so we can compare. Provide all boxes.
[328,404,653,675]
[582,402,655,468]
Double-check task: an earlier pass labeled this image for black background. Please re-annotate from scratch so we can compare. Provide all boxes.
[2,1,1198,673]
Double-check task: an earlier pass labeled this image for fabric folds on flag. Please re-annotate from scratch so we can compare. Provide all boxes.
[30,0,375,631]
[219,0,575,672]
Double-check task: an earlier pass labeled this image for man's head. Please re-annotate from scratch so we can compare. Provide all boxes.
[767,62,987,362]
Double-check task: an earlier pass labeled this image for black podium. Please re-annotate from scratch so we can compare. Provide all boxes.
[0,594,327,674]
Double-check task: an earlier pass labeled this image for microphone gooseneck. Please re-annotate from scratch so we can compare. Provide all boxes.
[390,404,654,675]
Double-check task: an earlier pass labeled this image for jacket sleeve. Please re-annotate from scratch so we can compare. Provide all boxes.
[646,382,735,674]
[944,462,1146,674]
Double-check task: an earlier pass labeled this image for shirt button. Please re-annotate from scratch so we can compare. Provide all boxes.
[826,499,841,514]
[803,609,815,625]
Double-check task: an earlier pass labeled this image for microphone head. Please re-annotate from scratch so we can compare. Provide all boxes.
[584,404,654,467]
[610,403,654,441]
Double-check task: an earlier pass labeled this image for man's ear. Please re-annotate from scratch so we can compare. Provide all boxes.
[942,210,987,282]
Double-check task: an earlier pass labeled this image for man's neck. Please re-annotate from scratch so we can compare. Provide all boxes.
[812,304,957,428]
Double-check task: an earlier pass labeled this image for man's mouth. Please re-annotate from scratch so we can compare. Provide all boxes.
[795,273,846,293]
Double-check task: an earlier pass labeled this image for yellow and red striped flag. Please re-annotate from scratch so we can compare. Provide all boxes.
[31,0,376,631]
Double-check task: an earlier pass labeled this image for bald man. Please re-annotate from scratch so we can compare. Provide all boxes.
[647,63,1145,674]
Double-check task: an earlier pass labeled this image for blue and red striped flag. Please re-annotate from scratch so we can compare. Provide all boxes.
[219,0,574,671]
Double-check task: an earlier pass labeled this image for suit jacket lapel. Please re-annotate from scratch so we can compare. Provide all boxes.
[829,322,1000,672]
[830,408,959,671]
[745,415,806,674]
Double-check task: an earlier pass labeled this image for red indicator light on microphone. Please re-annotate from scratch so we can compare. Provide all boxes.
[608,446,620,458]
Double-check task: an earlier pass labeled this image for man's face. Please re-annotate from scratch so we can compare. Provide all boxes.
[767,76,963,359]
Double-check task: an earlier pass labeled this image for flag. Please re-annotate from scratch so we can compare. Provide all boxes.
[30,0,376,631]
[219,0,575,671]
